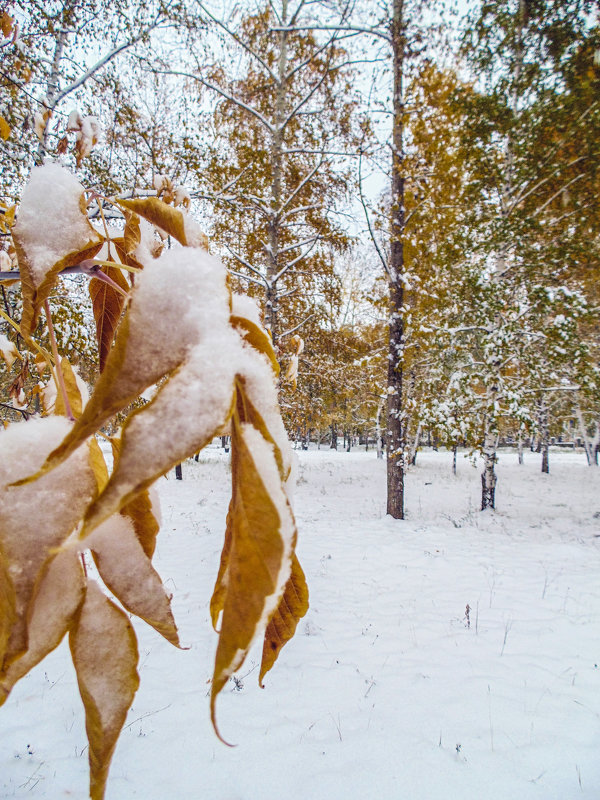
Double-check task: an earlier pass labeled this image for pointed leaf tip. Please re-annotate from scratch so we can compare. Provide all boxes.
[70,580,139,800]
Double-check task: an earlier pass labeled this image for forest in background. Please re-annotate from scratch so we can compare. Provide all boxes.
[1,0,599,515]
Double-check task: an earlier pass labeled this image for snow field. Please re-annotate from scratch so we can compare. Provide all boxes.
[1,446,599,799]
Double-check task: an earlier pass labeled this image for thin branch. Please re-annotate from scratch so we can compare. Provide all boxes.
[53,21,165,107]
[280,159,323,215]
[228,269,268,288]
[358,150,389,276]
[193,1,279,84]
[150,67,275,133]
[0,401,29,419]
[44,300,73,421]
[222,244,269,285]
[279,313,316,340]
[271,24,391,44]
[531,173,587,220]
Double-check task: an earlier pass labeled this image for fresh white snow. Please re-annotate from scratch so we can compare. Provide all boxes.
[1,446,599,799]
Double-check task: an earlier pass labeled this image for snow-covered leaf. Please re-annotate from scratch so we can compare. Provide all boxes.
[0,549,85,705]
[231,313,279,377]
[12,164,103,337]
[0,417,96,670]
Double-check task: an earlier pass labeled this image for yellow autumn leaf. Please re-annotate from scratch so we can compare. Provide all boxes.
[0,550,85,705]
[88,515,180,646]
[12,164,103,337]
[88,437,109,494]
[259,553,308,686]
[70,580,139,800]
[0,116,10,141]
[108,437,161,558]
[123,210,142,261]
[53,357,85,418]
[116,196,208,249]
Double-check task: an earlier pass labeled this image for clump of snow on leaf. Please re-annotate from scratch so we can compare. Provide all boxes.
[12,163,99,285]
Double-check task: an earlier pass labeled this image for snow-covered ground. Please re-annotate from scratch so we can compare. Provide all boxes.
[2,446,600,799]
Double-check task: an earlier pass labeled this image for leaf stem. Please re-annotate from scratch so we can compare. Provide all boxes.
[0,307,53,363]
[44,299,74,421]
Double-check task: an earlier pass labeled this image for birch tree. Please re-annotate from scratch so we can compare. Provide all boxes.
[461,0,600,506]
[150,1,358,368]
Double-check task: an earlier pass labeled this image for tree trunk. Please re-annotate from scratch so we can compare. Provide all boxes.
[481,429,497,510]
[386,0,406,519]
[375,395,385,459]
[539,398,549,474]
[330,422,338,450]
[175,463,183,480]
[408,422,421,467]
[264,0,289,348]
[575,405,594,465]
[452,443,457,475]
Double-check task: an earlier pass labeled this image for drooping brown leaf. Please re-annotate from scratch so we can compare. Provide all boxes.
[0,549,85,705]
[259,553,308,686]
[210,384,296,741]
[116,197,208,249]
[7,359,27,408]
[12,164,103,337]
[70,580,139,800]
[0,417,96,670]
[89,266,130,372]
[88,515,180,646]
